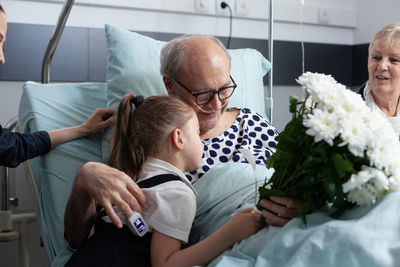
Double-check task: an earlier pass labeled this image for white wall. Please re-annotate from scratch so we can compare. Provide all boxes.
[1,0,390,266]
[354,0,400,44]
[0,82,24,125]
[3,0,356,44]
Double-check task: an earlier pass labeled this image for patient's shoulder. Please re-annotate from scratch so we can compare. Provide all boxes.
[226,107,240,117]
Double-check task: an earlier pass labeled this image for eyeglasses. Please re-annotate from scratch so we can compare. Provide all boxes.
[173,76,237,105]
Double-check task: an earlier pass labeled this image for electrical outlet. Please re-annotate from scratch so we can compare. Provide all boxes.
[216,0,234,16]
[318,8,330,25]
[235,0,248,16]
[195,0,210,13]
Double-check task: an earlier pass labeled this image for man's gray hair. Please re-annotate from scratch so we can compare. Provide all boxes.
[369,22,400,54]
[160,35,231,80]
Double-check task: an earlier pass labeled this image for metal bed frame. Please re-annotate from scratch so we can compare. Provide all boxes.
[0,0,273,265]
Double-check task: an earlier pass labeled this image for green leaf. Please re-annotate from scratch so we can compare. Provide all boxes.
[342,156,355,174]
[299,197,314,225]
[331,153,347,178]
[289,95,299,114]
[332,188,345,208]
[323,180,336,199]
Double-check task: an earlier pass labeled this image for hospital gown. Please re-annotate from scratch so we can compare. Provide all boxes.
[186,108,278,183]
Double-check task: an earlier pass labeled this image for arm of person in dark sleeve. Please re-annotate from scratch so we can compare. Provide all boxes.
[0,108,116,168]
[0,125,51,168]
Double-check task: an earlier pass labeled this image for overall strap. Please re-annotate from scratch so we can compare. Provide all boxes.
[137,174,182,188]
[97,174,182,218]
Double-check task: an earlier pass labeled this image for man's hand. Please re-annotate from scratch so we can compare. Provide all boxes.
[64,162,148,248]
[77,162,149,228]
[259,196,301,226]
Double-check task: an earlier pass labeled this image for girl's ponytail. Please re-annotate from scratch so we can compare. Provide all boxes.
[109,93,145,180]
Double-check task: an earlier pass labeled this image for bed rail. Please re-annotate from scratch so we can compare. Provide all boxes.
[41,0,75,84]
[0,117,18,212]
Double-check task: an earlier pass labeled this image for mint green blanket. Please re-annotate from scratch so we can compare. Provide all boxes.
[191,163,400,267]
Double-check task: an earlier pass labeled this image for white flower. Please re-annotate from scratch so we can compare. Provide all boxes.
[369,169,390,192]
[303,109,339,146]
[385,160,400,184]
[388,174,400,191]
[342,166,379,193]
[307,75,338,106]
[297,72,337,89]
[343,166,388,206]
[335,89,366,115]
[339,115,368,157]
[361,112,386,144]
[304,96,314,110]
[296,72,322,87]
[295,72,400,208]
[367,135,397,169]
[317,84,344,110]
[297,72,339,107]
[347,183,378,205]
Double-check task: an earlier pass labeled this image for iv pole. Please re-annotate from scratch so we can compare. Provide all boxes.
[266,0,274,124]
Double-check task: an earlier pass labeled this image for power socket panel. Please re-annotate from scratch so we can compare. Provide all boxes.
[195,0,211,13]
[216,0,234,16]
[235,0,248,16]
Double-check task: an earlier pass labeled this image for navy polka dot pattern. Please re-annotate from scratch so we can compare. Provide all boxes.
[185,108,278,183]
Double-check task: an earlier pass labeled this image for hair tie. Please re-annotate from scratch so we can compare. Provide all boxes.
[131,95,144,108]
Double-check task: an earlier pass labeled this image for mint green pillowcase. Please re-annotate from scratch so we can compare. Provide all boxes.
[102,24,271,161]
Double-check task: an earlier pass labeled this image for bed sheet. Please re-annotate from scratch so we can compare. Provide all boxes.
[190,162,400,267]
[18,81,107,264]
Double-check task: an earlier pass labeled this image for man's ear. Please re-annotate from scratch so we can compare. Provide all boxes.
[171,128,184,151]
[163,75,174,95]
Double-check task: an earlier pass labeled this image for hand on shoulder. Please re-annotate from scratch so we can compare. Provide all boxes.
[76,162,149,228]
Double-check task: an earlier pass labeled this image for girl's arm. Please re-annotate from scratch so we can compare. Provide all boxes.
[48,108,116,148]
[151,208,261,267]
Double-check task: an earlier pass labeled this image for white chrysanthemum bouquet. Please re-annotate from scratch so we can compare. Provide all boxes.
[257,72,400,223]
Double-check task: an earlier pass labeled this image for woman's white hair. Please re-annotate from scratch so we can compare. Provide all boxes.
[369,22,400,54]
[160,35,231,80]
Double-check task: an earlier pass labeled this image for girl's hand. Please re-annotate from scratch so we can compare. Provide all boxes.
[225,208,262,243]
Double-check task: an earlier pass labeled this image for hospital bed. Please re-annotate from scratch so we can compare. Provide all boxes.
[5,1,400,266]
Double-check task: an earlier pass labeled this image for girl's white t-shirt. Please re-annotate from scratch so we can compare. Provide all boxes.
[102,158,196,243]
[138,158,196,243]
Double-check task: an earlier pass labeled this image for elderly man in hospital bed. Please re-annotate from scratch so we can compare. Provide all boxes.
[0,5,116,168]
[64,33,302,249]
